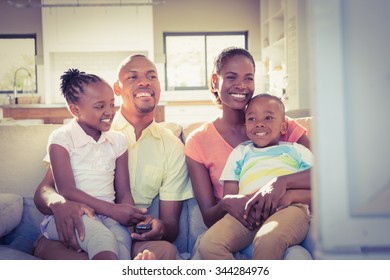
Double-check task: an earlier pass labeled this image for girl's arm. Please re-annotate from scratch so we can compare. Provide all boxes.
[50,144,112,215]
[114,151,135,205]
[50,144,145,225]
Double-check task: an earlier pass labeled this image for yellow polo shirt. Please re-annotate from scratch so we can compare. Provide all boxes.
[111,110,194,208]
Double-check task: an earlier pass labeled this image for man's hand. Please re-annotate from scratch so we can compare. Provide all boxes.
[131,216,164,241]
[244,177,287,225]
[50,200,95,251]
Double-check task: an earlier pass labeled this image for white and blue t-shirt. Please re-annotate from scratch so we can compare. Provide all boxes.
[220,141,313,195]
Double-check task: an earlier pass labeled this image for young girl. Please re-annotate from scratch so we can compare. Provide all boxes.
[185,47,311,258]
[40,69,141,260]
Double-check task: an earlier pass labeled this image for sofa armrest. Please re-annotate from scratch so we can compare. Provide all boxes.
[0,193,23,239]
[3,198,44,254]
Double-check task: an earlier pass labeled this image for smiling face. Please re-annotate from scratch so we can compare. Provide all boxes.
[114,55,161,119]
[69,81,116,139]
[245,95,287,148]
[212,54,255,111]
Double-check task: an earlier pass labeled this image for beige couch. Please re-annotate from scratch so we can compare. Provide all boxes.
[0,117,314,259]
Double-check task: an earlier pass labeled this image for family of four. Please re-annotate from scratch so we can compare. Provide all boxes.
[33,47,312,260]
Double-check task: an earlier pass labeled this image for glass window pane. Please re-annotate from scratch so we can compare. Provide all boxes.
[0,37,37,94]
[206,35,246,78]
[166,36,206,89]
[164,32,247,90]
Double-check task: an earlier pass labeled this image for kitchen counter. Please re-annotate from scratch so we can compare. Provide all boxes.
[2,103,165,124]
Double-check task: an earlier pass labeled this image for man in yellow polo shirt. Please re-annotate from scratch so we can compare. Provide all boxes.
[33,54,194,260]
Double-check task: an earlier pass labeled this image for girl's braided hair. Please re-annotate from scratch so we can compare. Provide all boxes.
[60,68,103,104]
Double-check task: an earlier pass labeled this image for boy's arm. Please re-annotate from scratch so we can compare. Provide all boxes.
[222,180,254,228]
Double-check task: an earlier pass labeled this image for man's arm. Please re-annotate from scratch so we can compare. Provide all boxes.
[34,168,93,250]
[159,200,182,242]
[34,167,61,215]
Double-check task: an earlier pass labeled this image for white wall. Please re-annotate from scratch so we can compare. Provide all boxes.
[41,4,154,104]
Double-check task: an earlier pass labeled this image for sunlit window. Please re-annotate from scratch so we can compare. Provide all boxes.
[0,35,37,94]
[164,32,247,91]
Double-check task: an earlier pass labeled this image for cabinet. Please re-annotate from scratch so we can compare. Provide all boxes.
[260,0,309,110]
[2,104,165,124]
[260,0,286,99]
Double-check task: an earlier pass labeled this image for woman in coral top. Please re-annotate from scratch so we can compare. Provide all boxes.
[185,47,311,253]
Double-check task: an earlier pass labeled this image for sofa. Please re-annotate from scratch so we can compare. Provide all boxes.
[0,116,315,260]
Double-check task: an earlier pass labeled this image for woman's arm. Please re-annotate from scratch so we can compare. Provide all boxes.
[277,189,311,211]
[244,168,311,224]
[186,156,249,228]
[186,156,223,228]
[297,133,311,150]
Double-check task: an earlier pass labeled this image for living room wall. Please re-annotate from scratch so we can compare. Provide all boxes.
[152,0,261,63]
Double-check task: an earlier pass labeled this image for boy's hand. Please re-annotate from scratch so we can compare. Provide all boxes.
[244,177,286,224]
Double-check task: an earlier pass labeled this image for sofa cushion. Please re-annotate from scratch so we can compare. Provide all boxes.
[159,122,183,139]
[3,198,44,254]
[0,124,61,198]
[0,193,23,238]
[0,245,39,260]
[295,117,312,137]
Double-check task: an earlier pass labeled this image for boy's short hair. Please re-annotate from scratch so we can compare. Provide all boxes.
[246,93,285,117]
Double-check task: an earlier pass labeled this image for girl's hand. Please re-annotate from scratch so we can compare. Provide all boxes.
[110,203,147,226]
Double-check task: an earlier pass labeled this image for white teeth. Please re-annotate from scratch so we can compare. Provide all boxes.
[101,119,111,123]
[135,92,152,97]
[231,93,246,99]
[255,132,266,136]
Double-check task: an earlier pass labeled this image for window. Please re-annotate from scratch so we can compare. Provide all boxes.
[164,32,247,91]
[0,35,37,95]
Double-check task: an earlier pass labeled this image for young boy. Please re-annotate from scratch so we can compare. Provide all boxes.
[198,93,313,259]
